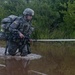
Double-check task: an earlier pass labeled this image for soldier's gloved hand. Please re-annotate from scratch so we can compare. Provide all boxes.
[19,32,25,38]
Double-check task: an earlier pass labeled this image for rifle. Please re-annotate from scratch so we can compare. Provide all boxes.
[0,32,31,55]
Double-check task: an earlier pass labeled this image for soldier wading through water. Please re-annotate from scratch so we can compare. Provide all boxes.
[8,8,34,56]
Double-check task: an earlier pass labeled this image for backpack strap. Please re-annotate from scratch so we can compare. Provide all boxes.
[8,17,17,23]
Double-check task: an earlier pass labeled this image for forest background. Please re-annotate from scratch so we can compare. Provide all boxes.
[0,0,75,39]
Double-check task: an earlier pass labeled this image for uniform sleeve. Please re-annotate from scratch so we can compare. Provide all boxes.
[9,20,20,33]
[26,26,34,36]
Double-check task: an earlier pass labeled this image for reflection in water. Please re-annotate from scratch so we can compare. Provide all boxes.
[0,47,42,75]
[31,42,75,75]
[1,42,75,75]
[0,57,30,75]
[0,55,43,75]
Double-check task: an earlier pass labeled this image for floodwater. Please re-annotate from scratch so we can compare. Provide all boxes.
[0,41,75,75]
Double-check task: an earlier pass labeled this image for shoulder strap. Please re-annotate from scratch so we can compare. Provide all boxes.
[15,17,23,29]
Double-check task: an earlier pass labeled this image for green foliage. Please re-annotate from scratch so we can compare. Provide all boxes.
[60,1,75,38]
[0,0,75,39]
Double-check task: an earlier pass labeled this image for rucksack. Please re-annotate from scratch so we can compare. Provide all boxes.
[0,15,18,40]
[1,15,18,32]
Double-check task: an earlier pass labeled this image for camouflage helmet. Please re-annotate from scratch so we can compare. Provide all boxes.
[23,8,34,16]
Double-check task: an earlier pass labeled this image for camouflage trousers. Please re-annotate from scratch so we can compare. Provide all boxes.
[7,40,31,56]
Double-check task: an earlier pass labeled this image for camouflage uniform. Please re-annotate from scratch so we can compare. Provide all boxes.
[8,8,34,56]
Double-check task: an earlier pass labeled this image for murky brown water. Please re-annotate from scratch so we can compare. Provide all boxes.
[0,58,30,75]
[0,41,75,75]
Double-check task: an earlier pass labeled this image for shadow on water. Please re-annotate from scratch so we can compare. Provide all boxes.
[0,41,75,75]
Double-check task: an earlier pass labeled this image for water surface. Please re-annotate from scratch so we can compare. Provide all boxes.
[0,41,75,75]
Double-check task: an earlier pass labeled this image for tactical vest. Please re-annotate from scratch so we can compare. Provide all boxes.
[18,18,32,36]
